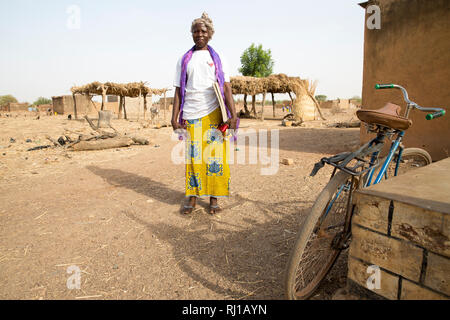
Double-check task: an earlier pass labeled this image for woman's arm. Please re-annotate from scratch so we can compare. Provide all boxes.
[171,87,185,130]
[223,82,238,130]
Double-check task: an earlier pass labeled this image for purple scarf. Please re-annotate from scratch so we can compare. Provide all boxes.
[178,45,239,140]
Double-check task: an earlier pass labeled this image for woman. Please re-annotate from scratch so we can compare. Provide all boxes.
[171,13,238,215]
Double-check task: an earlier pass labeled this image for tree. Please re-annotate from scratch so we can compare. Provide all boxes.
[239,43,274,77]
[0,95,18,108]
[239,44,274,118]
[315,95,327,102]
[33,97,52,105]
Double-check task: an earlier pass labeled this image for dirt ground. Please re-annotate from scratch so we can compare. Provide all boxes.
[0,105,361,300]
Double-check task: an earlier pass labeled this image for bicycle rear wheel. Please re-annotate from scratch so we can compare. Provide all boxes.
[284,171,352,300]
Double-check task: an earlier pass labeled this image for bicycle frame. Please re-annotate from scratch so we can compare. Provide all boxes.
[323,127,405,250]
[363,130,405,187]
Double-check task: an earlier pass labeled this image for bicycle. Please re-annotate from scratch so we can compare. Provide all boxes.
[284,84,446,300]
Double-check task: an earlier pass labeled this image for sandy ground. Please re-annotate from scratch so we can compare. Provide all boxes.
[0,106,361,300]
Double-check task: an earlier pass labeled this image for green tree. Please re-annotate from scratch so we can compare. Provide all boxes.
[315,95,327,102]
[33,97,52,105]
[239,43,274,77]
[0,95,18,107]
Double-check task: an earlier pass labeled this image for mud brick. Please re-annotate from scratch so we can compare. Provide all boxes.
[282,158,294,165]
[350,225,423,282]
[400,279,447,300]
[391,201,450,257]
[353,193,390,234]
[424,253,450,296]
[348,257,399,300]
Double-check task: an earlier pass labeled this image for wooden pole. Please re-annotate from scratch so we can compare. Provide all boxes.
[72,94,78,119]
[260,92,266,121]
[101,85,107,111]
[143,93,147,120]
[123,97,128,120]
[251,95,256,117]
[288,92,294,105]
[163,91,167,123]
[271,92,276,118]
[118,96,123,119]
[243,93,250,115]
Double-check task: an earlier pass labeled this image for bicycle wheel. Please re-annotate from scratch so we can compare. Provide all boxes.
[369,147,432,182]
[285,171,352,300]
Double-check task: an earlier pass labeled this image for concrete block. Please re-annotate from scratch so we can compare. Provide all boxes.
[348,257,399,300]
[353,194,390,234]
[350,225,423,282]
[401,279,447,300]
[391,201,450,257]
[425,253,450,296]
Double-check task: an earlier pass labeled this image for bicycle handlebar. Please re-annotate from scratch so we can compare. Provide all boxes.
[375,83,446,120]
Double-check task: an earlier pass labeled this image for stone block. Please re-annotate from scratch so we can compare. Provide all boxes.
[282,158,294,165]
[353,193,390,234]
[391,201,450,257]
[401,279,447,300]
[425,253,450,296]
[348,256,399,300]
[350,225,423,282]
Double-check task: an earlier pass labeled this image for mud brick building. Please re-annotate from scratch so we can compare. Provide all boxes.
[359,0,450,161]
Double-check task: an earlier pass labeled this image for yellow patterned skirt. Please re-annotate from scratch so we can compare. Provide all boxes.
[185,107,230,198]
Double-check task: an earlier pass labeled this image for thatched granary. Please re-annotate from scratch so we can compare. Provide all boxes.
[230,74,323,122]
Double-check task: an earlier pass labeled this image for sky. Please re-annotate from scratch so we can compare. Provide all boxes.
[0,0,366,103]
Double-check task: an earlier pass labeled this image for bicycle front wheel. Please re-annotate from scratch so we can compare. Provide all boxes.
[284,171,352,300]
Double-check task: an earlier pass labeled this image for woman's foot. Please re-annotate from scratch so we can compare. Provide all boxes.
[183,196,197,214]
[209,197,221,215]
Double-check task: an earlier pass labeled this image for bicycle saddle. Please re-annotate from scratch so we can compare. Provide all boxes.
[356,102,412,130]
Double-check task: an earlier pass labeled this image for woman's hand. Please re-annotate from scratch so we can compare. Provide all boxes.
[172,119,186,131]
[227,116,238,130]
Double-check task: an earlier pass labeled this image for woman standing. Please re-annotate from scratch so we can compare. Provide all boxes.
[172,12,238,215]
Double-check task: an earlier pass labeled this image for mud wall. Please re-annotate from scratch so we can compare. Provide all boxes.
[360,0,450,161]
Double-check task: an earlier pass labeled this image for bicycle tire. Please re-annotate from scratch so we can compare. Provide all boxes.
[284,171,352,300]
[367,147,432,183]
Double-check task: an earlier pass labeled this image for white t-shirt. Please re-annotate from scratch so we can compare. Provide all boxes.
[173,50,230,120]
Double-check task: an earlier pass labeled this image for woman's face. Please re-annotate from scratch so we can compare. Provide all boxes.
[192,22,210,49]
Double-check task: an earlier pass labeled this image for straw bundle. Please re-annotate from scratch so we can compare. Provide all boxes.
[150,88,169,96]
[230,73,305,96]
[71,81,152,97]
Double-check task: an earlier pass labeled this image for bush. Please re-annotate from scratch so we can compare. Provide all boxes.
[315,95,327,102]
[0,95,18,107]
[33,97,52,106]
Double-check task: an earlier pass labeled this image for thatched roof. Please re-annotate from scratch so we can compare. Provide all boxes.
[230,73,307,96]
[150,88,169,96]
[71,81,156,97]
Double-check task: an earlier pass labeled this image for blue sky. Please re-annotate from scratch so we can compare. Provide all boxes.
[0,0,366,103]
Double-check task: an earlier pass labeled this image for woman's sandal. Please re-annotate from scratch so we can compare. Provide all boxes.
[209,204,221,215]
[183,205,195,215]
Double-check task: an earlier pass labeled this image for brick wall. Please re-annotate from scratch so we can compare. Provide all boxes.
[348,193,450,300]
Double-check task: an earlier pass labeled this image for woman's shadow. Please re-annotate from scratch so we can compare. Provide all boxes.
[86,165,210,212]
